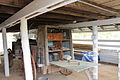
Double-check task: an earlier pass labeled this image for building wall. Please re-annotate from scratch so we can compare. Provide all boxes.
[99,49,118,64]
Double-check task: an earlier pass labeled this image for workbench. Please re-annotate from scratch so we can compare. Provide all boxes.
[50,60,98,80]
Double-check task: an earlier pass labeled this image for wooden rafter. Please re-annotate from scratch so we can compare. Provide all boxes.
[0,0,24,8]
[100,26,104,30]
[0,5,19,14]
[78,27,83,31]
[61,7,109,17]
[0,13,11,18]
[29,20,72,24]
[30,18,74,23]
[81,0,119,13]
[65,2,117,16]
[115,25,119,29]
[88,26,92,30]
[51,8,106,19]
[59,17,120,28]
[0,0,78,29]
[38,12,89,21]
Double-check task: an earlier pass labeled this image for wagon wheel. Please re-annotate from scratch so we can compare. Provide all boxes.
[59,68,72,76]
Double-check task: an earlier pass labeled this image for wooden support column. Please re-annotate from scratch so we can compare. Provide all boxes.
[2,28,9,77]
[0,57,1,64]
[20,18,33,80]
[69,29,74,60]
[37,26,49,74]
[118,50,120,80]
[92,26,98,80]
[44,26,49,65]
[37,26,49,65]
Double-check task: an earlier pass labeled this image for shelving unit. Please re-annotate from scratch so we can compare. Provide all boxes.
[37,26,73,65]
[48,28,73,61]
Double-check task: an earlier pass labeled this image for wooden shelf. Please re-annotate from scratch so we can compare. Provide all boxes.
[48,40,62,41]
[49,50,62,52]
[49,49,71,52]
[62,49,71,51]
[75,49,92,52]
[48,39,71,41]
[62,39,71,41]
[47,28,73,61]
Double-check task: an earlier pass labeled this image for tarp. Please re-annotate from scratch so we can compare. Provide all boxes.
[74,50,100,62]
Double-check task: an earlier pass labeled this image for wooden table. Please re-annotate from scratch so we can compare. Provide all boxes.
[50,60,98,80]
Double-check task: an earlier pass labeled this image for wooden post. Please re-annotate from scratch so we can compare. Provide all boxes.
[118,50,120,80]
[44,26,49,65]
[20,18,33,80]
[2,28,10,77]
[92,26,98,80]
[69,29,74,60]
[37,26,49,65]
[37,26,49,74]
[0,58,1,64]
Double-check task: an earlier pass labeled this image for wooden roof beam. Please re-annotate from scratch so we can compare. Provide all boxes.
[29,21,68,25]
[59,17,120,28]
[79,0,119,14]
[23,0,33,6]
[100,26,104,30]
[29,19,73,24]
[88,26,92,30]
[51,8,106,19]
[115,25,119,29]
[38,13,89,21]
[0,0,78,28]
[78,27,83,31]
[0,14,11,19]
[65,2,118,16]
[30,18,74,23]
[0,0,24,8]
[0,5,19,14]
[61,7,109,18]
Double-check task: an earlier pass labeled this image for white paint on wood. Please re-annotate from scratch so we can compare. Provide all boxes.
[69,29,74,60]
[72,48,75,60]
[20,18,33,80]
[92,26,98,80]
[118,50,120,80]
[0,58,1,64]
[2,28,9,77]
[59,17,120,28]
[0,0,78,29]
[84,70,92,80]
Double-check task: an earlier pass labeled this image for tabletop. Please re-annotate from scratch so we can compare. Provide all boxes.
[50,60,98,72]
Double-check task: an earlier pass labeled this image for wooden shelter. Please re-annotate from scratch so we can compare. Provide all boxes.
[0,0,120,80]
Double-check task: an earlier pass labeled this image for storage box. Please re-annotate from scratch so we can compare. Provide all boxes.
[48,33,63,40]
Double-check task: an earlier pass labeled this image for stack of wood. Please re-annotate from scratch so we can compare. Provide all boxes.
[73,44,92,51]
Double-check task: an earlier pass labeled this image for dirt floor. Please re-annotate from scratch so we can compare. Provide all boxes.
[0,58,118,80]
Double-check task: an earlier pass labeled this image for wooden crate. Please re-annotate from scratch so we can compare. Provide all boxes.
[73,43,92,51]
[48,33,64,40]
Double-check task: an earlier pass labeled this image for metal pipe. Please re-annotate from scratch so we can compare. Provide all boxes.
[78,0,118,14]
